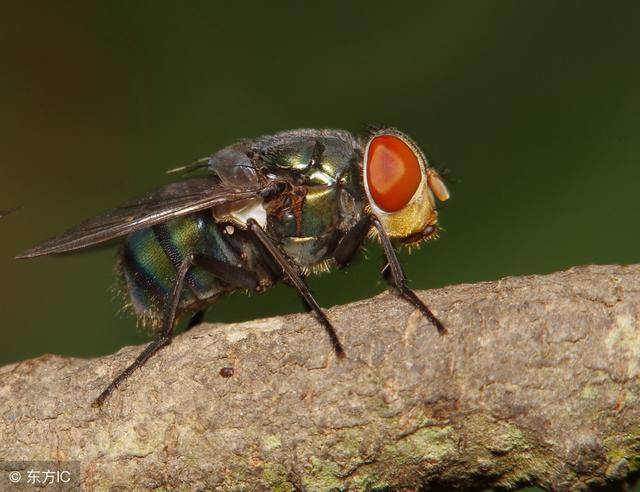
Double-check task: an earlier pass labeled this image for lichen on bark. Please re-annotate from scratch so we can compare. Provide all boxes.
[0,264,639,490]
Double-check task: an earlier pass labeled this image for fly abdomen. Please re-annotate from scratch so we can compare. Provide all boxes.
[119,211,245,328]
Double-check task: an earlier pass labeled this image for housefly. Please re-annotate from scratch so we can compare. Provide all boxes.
[17,128,450,406]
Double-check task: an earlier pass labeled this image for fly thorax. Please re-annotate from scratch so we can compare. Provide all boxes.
[266,185,344,269]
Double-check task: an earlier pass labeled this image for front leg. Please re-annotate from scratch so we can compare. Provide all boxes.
[371,216,446,335]
[332,215,372,268]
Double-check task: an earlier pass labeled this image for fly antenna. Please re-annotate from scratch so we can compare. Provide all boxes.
[166,157,210,175]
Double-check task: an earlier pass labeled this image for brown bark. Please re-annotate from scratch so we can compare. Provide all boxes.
[1,264,639,490]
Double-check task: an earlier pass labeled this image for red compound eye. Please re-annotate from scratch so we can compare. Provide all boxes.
[365,135,422,212]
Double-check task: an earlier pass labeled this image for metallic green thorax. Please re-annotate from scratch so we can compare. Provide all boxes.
[120,129,366,327]
[255,129,365,269]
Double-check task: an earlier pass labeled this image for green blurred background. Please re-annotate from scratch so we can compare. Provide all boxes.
[2,0,640,364]
[1,1,639,488]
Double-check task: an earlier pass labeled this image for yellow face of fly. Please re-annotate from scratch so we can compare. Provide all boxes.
[362,129,449,244]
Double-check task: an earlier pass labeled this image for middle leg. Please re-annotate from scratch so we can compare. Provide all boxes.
[247,218,345,358]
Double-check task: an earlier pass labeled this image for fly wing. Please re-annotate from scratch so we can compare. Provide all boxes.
[17,176,266,258]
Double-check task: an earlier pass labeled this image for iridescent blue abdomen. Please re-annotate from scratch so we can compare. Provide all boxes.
[119,211,248,327]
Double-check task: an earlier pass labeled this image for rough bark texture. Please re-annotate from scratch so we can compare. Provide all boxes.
[1,264,639,491]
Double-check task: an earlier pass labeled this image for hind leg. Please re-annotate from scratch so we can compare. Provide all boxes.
[93,254,259,406]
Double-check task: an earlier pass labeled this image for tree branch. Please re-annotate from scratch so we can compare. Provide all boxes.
[1,264,639,490]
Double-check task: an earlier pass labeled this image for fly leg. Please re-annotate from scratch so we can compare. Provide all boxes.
[93,253,259,406]
[93,253,196,407]
[333,215,372,268]
[371,216,446,335]
[247,218,345,358]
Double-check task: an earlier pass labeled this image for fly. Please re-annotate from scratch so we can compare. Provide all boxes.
[17,128,450,406]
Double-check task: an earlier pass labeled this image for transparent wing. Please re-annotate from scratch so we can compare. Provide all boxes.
[17,176,267,258]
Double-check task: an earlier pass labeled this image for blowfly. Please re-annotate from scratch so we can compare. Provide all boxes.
[17,128,450,406]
